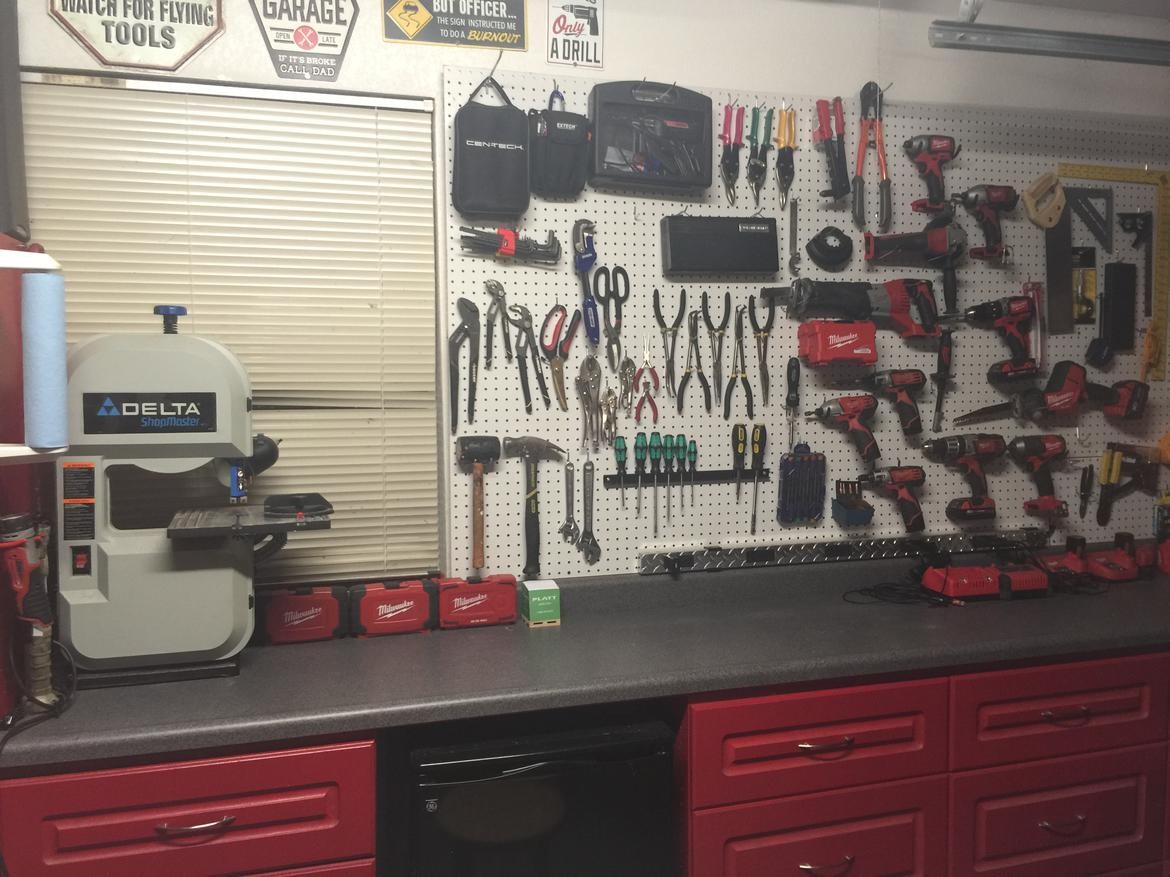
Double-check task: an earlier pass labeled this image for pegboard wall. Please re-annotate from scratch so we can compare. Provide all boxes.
[440,64,1170,581]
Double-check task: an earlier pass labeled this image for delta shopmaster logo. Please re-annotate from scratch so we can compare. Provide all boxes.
[83,392,217,434]
[249,0,359,82]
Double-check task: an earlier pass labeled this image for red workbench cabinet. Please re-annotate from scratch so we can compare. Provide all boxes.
[950,653,1170,771]
[683,677,948,809]
[249,860,376,876]
[690,774,947,877]
[949,742,1167,877]
[0,740,376,876]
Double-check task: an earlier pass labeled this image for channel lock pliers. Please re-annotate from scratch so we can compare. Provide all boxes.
[852,81,891,232]
[593,265,630,373]
[677,311,712,414]
[541,303,581,411]
[774,103,797,209]
[719,103,745,206]
[724,305,754,421]
[653,287,686,398]
[508,304,550,414]
[634,336,660,425]
[702,291,731,407]
[447,297,480,433]
[746,106,773,208]
[748,293,776,406]
[482,280,511,369]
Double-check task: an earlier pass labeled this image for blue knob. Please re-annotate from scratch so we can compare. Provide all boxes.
[153,305,188,316]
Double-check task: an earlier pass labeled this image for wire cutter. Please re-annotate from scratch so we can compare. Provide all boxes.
[541,303,581,411]
[677,311,712,414]
[724,306,754,421]
[653,287,686,398]
[852,81,891,232]
[508,304,550,414]
[593,265,630,373]
[633,336,660,425]
[718,103,745,206]
[745,106,773,208]
[748,293,776,406]
[482,280,511,369]
[702,291,731,407]
[774,103,797,209]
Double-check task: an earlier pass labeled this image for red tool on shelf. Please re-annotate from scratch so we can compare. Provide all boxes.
[0,514,56,706]
[921,562,1049,600]
[1086,533,1141,582]
[797,321,878,367]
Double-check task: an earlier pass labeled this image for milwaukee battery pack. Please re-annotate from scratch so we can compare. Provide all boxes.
[257,586,348,644]
[921,564,1049,600]
[798,321,878,366]
[437,575,517,629]
[349,581,437,637]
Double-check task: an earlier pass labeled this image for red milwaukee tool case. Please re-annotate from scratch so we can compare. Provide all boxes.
[257,585,348,644]
[348,581,436,637]
[798,320,878,366]
[435,575,517,629]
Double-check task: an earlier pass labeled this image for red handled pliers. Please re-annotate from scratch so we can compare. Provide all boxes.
[634,336,660,425]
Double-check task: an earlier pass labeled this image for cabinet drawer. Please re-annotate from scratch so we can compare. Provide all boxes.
[950,743,1166,877]
[0,740,375,877]
[951,654,1169,770]
[687,678,947,808]
[249,860,376,876]
[690,775,947,877]
[1090,866,1162,877]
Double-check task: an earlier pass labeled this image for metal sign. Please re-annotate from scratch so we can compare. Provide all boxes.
[249,0,359,82]
[383,0,526,50]
[545,0,601,68]
[48,0,224,71]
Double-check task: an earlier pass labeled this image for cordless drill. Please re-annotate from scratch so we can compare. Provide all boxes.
[950,295,1038,383]
[864,211,966,315]
[806,395,880,463]
[954,185,1018,262]
[922,433,1007,522]
[561,4,599,35]
[905,135,960,214]
[0,514,57,707]
[1007,434,1068,519]
[832,369,926,435]
[857,466,927,532]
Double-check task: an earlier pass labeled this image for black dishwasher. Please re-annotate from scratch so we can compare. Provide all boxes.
[408,721,675,876]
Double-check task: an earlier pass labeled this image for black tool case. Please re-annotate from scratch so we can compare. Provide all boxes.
[588,81,712,192]
[661,215,780,276]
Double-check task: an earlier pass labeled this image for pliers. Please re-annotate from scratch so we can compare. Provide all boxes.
[745,106,773,208]
[749,293,776,406]
[723,306,754,421]
[852,81,891,232]
[482,280,511,368]
[653,287,686,398]
[702,291,731,407]
[508,304,550,414]
[677,311,712,414]
[541,303,581,411]
[634,337,660,425]
[572,219,600,347]
[774,103,797,209]
[447,297,480,433]
[593,265,630,373]
[718,103,745,206]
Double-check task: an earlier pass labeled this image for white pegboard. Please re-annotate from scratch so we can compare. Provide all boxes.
[439,65,1170,580]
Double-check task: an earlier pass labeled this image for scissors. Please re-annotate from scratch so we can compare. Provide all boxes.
[592,265,630,372]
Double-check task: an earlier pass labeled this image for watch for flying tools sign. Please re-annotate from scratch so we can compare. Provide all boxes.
[384,0,526,50]
[249,0,359,81]
[50,0,223,71]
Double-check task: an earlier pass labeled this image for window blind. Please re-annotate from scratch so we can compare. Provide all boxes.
[21,82,439,583]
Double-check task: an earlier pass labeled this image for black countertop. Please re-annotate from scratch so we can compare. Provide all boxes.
[5,561,1170,773]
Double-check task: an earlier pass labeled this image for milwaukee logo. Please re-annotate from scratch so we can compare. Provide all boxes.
[465,139,525,151]
[282,607,322,626]
[377,600,416,619]
[1048,392,1077,410]
[452,594,489,612]
[738,223,770,233]
[829,333,860,348]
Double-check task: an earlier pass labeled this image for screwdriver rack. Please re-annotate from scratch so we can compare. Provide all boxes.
[603,468,772,490]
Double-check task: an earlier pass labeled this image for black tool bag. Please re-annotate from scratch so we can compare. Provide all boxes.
[452,75,529,219]
[528,89,591,198]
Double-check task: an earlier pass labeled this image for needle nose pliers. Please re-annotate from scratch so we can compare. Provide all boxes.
[653,287,686,399]
[677,311,712,414]
[749,293,776,406]
[724,305,754,421]
[702,291,731,407]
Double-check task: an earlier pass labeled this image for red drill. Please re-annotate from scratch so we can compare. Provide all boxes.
[1008,434,1069,519]
[832,369,926,435]
[948,295,1039,383]
[905,135,960,214]
[954,185,1018,262]
[857,466,927,532]
[0,514,56,707]
[806,395,880,463]
[921,433,1007,522]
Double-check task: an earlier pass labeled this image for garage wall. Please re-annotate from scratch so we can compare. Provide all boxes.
[15,1,1170,118]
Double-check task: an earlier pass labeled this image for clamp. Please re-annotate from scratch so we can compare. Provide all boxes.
[749,293,776,406]
[724,305,754,421]
[653,287,686,398]
[702,291,732,407]
[852,81,891,232]
[482,280,512,368]
[634,337,660,425]
[677,311,712,414]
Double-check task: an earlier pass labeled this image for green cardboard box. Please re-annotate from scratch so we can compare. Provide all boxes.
[519,580,560,627]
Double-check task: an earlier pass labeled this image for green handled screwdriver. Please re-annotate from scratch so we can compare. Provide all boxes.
[663,434,676,524]
[732,423,747,502]
[649,432,663,537]
[614,436,628,509]
[688,439,697,504]
[634,433,648,518]
[750,423,767,534]
[675,433,686,513]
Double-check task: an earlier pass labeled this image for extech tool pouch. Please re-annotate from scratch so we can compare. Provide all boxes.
[453,75,530,219]
[529,90,591,198]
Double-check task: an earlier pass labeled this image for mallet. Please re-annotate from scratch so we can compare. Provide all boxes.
[456,436,501,572]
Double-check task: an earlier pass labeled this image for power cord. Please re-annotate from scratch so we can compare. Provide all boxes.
[0,637,78,762]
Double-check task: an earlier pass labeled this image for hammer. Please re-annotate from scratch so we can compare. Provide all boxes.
[456,436,500,573]
[503,436,565,578]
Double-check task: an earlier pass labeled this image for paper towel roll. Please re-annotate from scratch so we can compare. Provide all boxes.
[21,271,68,450]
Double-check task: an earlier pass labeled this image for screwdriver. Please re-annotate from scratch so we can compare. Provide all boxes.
[614,436,628,509]
[785,357,800,450]
[688,440,698,504]
[634,433,648,517]
[750,424,767,534]
[733,423,747,502]
[663,434,676,524]
[649,432,663,536]
[675,433,687,513]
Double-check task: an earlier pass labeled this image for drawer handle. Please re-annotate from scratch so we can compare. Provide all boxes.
[1038,814,1087,836]
[797,736,855,756]
[1040,705,1092,725]
[798,854,855,873]
[155,816,236,838]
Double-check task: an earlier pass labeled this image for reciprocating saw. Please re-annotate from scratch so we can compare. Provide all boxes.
[765,277,940,338]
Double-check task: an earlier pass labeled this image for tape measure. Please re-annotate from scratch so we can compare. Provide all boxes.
[1057,163,1170,381]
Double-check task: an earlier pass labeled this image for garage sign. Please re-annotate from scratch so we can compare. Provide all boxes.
[49,0,224,71]
[249,0,359,82]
